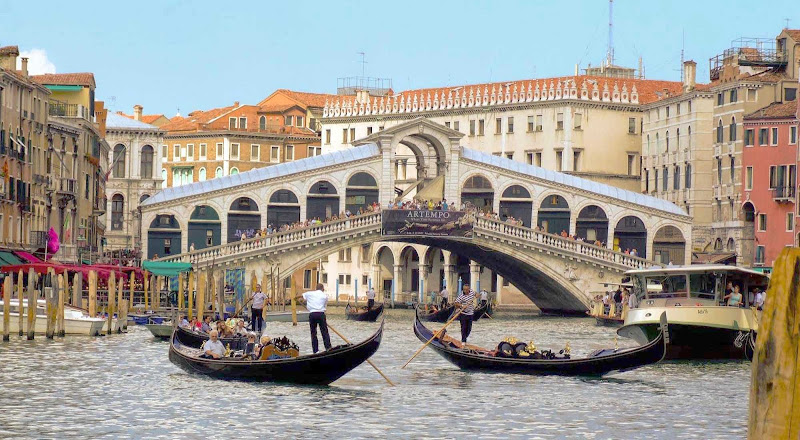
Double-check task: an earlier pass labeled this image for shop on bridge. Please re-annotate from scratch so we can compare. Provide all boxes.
[346,172,379,213]
[188,205,221,250]
[461,175,494,213]
[499,185,532,227]
[538,195,570,235]
[613,216,647,257]
[147,214,181,259]
[228,197,260,242]
[306,180,339,220]
[267,189,300,228]
[576,205,609,244]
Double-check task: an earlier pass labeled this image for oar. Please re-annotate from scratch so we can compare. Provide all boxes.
[401,310,462,369]
[326,322,395,387]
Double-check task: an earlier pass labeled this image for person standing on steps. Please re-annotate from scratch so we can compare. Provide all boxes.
[303,283,332,353]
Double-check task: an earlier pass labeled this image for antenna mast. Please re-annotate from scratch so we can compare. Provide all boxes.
[358,52,367,77]
[680,29,685,83]
[607,0,614,66]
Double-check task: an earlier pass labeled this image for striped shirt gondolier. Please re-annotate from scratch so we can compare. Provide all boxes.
[455,290,477,316]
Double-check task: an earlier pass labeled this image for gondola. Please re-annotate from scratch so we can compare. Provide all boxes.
[169,317,384,385]
[173,326,250,351]
[472,302,492,321]
[417,304,455,322]
[745,331,756,361]
[345,303,384,322]
[413,309,668,376]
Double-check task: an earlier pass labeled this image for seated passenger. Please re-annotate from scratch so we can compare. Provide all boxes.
[255,335,272,359]
[217,321,234,338]
[201,330,225,359]
[179,316,190,328]
[234,320,249,336]
[200,316,212,333]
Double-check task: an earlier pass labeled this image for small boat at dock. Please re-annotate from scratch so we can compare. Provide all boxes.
[0,299,107,336]
[345,303,384,322]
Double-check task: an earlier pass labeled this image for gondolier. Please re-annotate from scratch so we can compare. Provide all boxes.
[440,286,450,308]
[366,286,376,309]
[455,283,477,344]
[251,284,267,333]
[303,283,332,353]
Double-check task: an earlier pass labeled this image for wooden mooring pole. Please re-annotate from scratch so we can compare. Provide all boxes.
[57,274,66,337]
[88,270,97,318]
[118,277,125,332]
[3,276,11,341]
[16,270,23,336]
[26,268,36,340]
[107,275,116,335]
[45,270,56,339]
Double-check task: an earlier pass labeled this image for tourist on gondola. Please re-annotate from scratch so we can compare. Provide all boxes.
[180,315,190,328]
[200,315,212,333]
[455,283,477,344]
[303,283,332,353]
[234,319,249,336]
[366,286,376,309]
[251,284,267,333]
[201,330,225,359]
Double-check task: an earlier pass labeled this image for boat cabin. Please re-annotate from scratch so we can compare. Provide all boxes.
[625,265,770,308]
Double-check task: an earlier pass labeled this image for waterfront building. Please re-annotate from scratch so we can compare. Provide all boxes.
[0,46,51,249]
[257,89,338,135]
[104,109,165,252]
[159,101,321,189]
[741,100,799,272]
[31,72,107,263]
[116,105,170,127]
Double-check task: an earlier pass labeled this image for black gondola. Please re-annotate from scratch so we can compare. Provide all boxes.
[412,309,668,376]
[169,318,384,385]
[173,326,249,350]
[345,303,384,322]
[472,302,492,321]
[417,305,455,322]
[745,331,756,361]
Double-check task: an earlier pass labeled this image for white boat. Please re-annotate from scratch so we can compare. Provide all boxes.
[617,264,767,360]
[0,299,109,336]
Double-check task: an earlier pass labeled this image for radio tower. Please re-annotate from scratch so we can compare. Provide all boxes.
[606,0,614,67]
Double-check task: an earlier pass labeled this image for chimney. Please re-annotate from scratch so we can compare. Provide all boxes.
[133,104,143,121]
[683,60,697,93]
[234,101,240,107]
[20,57,28,77]
[0,45,19,70]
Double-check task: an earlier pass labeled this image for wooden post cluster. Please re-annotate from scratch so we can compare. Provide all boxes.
[187,271,194,321]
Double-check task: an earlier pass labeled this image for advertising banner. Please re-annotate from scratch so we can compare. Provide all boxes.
[381,210,474,238]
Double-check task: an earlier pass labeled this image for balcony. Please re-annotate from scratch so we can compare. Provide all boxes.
[727,142,736,155]
[773,186,795,202]
[58,178,77,197]
[713,145,722,157]
[30,230,48,248]
[49,102,92,121]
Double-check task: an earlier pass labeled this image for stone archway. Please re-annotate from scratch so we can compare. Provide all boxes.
[499,185,533,226]
[614,216,647,257]
[306,180,339,220]
[538,194,570,235]
[576,205,608,244]
[653,225,686,265]
[228,197,260,242]
[147,214,181,259]
[188,205,221,250]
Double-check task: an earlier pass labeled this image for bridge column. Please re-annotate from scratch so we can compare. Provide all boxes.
[496,274,504,304]
[607,221,615,250]
[569,214,577,237]
[393,264,403,299]
[379,142,394,207]
[442,262,454,292]
[420,264,431,303]
[469,261,481,291]
[220,214,229,245]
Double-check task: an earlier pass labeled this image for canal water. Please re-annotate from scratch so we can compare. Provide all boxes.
[0,309,749,439]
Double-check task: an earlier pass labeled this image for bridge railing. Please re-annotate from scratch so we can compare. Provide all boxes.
[160,211,383,264]
[474,217,651,269]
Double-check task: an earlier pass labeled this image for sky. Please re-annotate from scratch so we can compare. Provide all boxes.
[2,0,798,117]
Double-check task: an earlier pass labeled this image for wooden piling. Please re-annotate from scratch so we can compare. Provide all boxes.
[57,274,66,337]
[45,269,56,339]
[3,276,11,341]
[88,270,97,318]
[118,278,125,332]
[196,271,206,320]
[26,268,36,340]
[143,271,149,312]
[290,275,298,326]
[749,248,800,439]
[216,271,224,319]
[187,271,194,320]
[17,270,23,336]
[107,275,116,335]
[178,273,185,319]
[72,273,81,309]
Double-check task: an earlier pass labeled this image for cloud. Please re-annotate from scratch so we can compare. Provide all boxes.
[15,48,56,75]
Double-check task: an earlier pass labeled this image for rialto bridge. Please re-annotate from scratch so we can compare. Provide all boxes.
[140,118,692,313]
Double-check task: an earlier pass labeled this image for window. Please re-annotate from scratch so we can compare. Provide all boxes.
[285,145,294,161]
[251,144,260,161]
[164,239,171,254]
[270,146,280,163]
[350,128,355,141]
[791,126,797,145]
[230,143,239,160]
[111,194,124,230]
[338,248,352,262]
[161,145,167,159]
[746,166,753,190]
[688,100,692,112]
[113,144,126,178]
[685,164,692,188]
[716,120,723,143]
[717,158,722,184]
[676,102,681,115]
[786,88,797,102]
[173,144,180,161]
[527,115,534,132]
[654,169,659,192]
[325,129,331,144]
[555,151,563,171]
[758,213,767,231]
[296,116,304,127]
[771,127,778,145]
[769,165,777,189]
[140,145,153,178]
[674,166,680,190]
[337,274,352,285]
[444,122,450,128]
[627,154,636,176]
[308,146,322,157]
[453,121,460,132]
[216,143,223,158]
[215,166,223,178]
[495,118,502,133]
[342,128,348,143]
[788,213,795,232]
[574,113,582,130]
[230,167,239,175]
[572,151,580,171]
[478,119,485,135]
[755,246,765,264]
[556,113,564,130]
[507,117,514,133]
[666,106,670,118]
[729,118,736,142]
[747,88,756,101]
[506,152,514,160]
[688,126,692,147]
[730,157,735,184]
[535,152,542,167]
[730,89,737,103]
[645,169,650,193]
[536,115,543,131]
[199,167,206,181]
[206,230,213,247]
[646,135,650,154]
[228,117,236,129]
[759,128,768,146]
[367,126,373,135]
[285,115,293,126]
[745,129,754,146]
[469,120,476,135]
[238,117,246,129]
[161,169,167,188]
[526,152,533,165]
[666,131,670,151]
[717,93,723,106]
[663,166,668,191]
[259,115,266,130]
[303,270,312,289]
[187,144,194,161]
[199,143,207,160]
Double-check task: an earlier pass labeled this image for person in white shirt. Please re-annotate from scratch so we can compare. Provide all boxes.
[755,289,766,310]
[201,330,225,359]
[251,284,267,333]
[440,287,450,308]
[302,283,332,353]
[366,287,376,309]
[480,289,489,307]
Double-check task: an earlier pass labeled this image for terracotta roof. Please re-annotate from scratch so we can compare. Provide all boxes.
[745,67,787,83]
[259,103,302,113]
[115,111,166,124]
[0,46,19,56]
[31,72,96,88]
[744,101,799,120]
[271,89,338,108]
[784,29,800,40]
[160,104,238,132]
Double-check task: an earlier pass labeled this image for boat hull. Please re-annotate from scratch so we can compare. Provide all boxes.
[1,314,107,336]
[345,303,384,322]
[618,306,755,360]
[264,311,310,322]
[145,323,174,339]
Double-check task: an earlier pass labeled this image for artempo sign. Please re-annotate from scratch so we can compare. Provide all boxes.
[381,210,475,237]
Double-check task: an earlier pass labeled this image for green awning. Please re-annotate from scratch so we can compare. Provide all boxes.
[46,85,82,91]
[0,251,23,266]
[142,261,193,277]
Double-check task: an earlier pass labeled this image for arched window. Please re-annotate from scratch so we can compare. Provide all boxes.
[685,163,692,188]
[113,144,126,178]
[161,169,167,188]
[656,133,660,152]
[230,167,239,175]
[717,119,723,143]
[111,194,124,230]
[259,116,266,130]
[676,128,680,149]
[139,194,150,203]
[688,126,692,148]
[666,130,670,151]
[141,145,153,178]
[729,117,736,142]
[199,167,206,181]
[646,134,650,155]
[215,167,223,178]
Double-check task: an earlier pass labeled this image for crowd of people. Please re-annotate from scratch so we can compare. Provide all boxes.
[594,287,635,317]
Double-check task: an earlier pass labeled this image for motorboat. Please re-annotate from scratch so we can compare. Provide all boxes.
[0,299,107,336]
